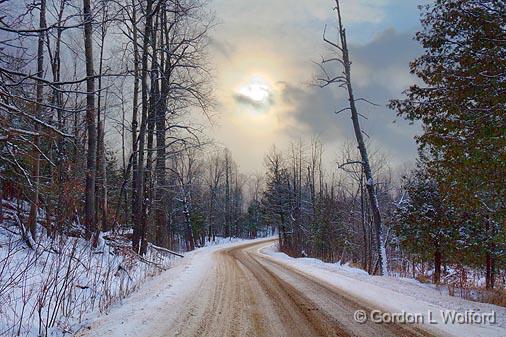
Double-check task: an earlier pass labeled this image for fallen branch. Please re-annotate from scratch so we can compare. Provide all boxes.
[148,243,184,257]
[136,254,167,271]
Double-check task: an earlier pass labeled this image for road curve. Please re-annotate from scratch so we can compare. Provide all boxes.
[167,239,434,337]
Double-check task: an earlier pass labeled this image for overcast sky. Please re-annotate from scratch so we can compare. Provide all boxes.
[205,0,426,174]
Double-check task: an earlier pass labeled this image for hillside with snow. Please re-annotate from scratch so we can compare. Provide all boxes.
[0,199,178,337]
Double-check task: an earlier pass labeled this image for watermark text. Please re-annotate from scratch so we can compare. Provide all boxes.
[353,309,497,325]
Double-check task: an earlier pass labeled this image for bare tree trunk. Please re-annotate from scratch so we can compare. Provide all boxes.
[485,218,495,289]
[154,8,168,247]
[360,172,368,271]
[96,120,107,230]
[434,247,442,284]
[486,251,495,289]
[225,151,230,238]
[96,7,108,235]
[142,11,159,250]
[207,186,214,241]
[83,0,97,238]
[51,0,66,234]
[0,178,3,223]
[27,0,47,241]
[120,90,129,226]
[333,0,388,275]
[154,138,167,245]
[133,0,154,254]
[130,0,140,242]
[183,191,195,251]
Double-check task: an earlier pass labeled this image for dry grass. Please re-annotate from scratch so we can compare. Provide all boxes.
[447,285,506,307]
[474,288,506,307]
[415,274,432,284]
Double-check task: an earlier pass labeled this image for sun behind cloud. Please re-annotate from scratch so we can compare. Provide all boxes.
[233,75,274,113]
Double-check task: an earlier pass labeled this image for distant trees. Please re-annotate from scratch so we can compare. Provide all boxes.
[391,0,505,289]
[160,147,256,249]
[260,141,395,274]
[262,147,291,250]
[245,175,264,238]
[1,0,87,244]
[203,149,249,240]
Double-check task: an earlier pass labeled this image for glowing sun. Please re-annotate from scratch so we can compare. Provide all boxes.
[236,76,272,108]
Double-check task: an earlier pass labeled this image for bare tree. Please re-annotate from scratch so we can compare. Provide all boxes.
[316,0,388,275]
[132,0,155,254]
[27,0,47,241]
[95,0,112,234]
[204,151,224,241]
[83,0,98,240]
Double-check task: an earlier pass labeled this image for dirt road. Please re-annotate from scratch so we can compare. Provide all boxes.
[166,240,433,337]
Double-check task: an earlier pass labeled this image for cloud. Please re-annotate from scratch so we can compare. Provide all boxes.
[350,28,422,94]
[278,28,422,163]
[232,76,276,111]
[233,92,274,110]
[205,0,426,173]
[209,37,236,60]
[279,83,348,143]
[212,0,390,28]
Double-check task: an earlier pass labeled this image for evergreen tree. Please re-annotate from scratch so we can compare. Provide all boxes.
[390,0,505,288]
[396,161,454,284]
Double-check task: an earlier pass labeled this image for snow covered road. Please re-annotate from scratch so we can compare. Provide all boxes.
[76,239,505,337]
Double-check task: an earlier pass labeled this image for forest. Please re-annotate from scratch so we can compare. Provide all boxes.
[0,0,504,335]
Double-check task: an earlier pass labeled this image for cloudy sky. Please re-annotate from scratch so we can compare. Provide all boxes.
[205,0,426,174]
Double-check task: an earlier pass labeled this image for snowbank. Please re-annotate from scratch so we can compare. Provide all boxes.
[0,199,177,337]
[260,242,506,337]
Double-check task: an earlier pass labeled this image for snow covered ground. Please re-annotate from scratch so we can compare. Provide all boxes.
[0,199,177,337]
[260,242,506,337]
[78,239,506,337]
[77,238,505,337]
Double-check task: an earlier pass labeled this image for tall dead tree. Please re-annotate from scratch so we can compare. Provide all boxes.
[318,0,388,275]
